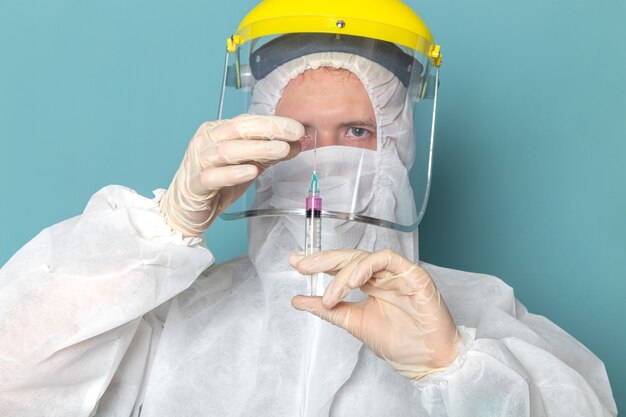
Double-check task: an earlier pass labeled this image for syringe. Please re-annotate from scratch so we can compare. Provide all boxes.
[305,171,323,296]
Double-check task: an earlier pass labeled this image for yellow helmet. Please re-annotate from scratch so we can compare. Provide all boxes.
[227,0,442,66]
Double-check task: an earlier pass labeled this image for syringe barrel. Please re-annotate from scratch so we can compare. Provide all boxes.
[305,196,322,256]
[305,195,322,296]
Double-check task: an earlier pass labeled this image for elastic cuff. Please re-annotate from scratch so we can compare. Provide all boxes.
[151,189,204,246]
[411,325,476,388]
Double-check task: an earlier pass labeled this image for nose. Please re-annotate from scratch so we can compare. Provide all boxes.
[316,130,338,148]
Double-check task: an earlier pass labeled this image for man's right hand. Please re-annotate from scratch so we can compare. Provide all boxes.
[159,114,304,237]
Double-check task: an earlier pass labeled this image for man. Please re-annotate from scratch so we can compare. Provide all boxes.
[0,0,617,416]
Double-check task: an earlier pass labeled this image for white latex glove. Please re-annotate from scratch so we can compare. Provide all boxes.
[289,249,460,380]
[160,114,304,236]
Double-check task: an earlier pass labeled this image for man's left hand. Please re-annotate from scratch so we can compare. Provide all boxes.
[289,249,459,380]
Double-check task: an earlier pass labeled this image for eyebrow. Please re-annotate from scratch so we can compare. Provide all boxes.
[299,119,377,131]
[339,119,377,128]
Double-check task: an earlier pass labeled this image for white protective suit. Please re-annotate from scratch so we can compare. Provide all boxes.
[0,53,618,417]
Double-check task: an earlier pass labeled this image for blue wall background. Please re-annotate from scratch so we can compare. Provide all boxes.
[1,0,624,410]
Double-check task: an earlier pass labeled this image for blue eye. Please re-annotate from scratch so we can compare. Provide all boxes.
[347,127,368,138]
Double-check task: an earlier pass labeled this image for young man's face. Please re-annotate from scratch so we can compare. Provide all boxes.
[274,68,377,151]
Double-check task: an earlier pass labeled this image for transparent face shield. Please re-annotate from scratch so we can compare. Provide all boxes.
[218,32,440,232]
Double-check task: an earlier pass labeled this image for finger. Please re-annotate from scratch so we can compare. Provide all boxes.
[193,120,226,138]
[362,264,437,309]
[208,114,305,143]
[283,140,302,161]
[321,256,365,309]
[291,296,360,336]
[202,139,292,168]
[345,249,415,289]
[189,164,258,194]
[319,250,411,309]
[292,249,366,276]
[288,252,306,268]
[290,250,369,309]
[239,140,302,172]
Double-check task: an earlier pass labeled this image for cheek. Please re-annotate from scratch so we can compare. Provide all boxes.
[342,136,377,150]
[363,136,377,150]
